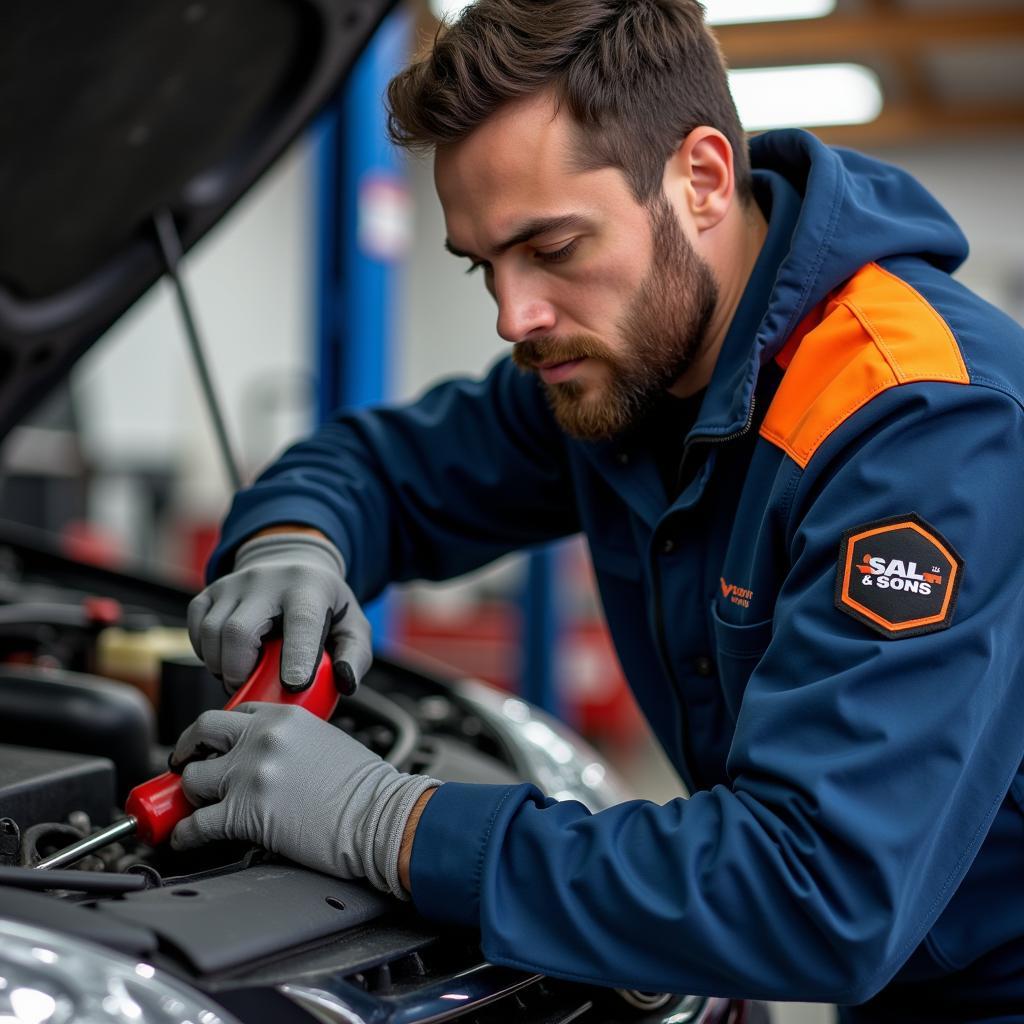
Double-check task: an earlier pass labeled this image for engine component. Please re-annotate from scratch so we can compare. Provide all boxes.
[0,666,154,798]
[96,625,194,705]
[157,653,225,745]
[0,745,114,834]
[0,816,20,865]
[96,863,396,974]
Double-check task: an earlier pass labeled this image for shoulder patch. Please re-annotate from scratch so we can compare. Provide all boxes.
[835,513,963,639]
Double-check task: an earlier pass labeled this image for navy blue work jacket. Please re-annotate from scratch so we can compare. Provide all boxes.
[210,130,1024,1018]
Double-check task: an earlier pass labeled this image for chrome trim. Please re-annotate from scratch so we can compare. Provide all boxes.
[615,988,677,1010]
[280,962,542,1024]
[279,983,368,1024]
[656,993,706,1023]
[452,677,632,811]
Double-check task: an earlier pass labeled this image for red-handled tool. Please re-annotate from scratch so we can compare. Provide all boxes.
[35,637,339,869]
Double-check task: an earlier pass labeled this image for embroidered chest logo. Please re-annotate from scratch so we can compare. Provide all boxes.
[720,577,754,609]
[835,513,963,639]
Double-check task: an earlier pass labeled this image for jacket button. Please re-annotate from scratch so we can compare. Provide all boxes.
[694,656,715,677]
[615,451,630,465]
[661,538,676,554]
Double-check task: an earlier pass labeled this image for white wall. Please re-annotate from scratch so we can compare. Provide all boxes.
[398,154,508,400]
[72,137,318,526]
[866,140,1024,318]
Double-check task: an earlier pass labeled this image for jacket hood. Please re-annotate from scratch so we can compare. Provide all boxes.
[752,129,969,364]
[680,128,971,443]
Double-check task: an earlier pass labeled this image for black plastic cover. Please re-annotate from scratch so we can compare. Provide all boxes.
[0,667,155,800]
[96,862,397,973]
[0,0,395,440]
[0,885,159,957]
[0,745,115,831]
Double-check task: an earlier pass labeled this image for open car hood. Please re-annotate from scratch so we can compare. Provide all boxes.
[0,0,396,441]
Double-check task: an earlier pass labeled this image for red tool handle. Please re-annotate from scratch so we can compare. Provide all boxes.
[125,637,339,846]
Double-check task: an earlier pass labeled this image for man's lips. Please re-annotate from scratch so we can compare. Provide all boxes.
[537,357,586,384]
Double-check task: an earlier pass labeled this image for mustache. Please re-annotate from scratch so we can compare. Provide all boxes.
[511,335,606,372]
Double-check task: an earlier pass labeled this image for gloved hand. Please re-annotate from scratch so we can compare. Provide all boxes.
[169,703,440,899]
[187,531,371,694]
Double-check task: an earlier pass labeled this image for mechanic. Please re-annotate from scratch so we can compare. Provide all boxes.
[172,0,1024,1017]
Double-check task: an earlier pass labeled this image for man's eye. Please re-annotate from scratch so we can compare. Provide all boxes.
[465,260,491,276]
[536,239,579,264]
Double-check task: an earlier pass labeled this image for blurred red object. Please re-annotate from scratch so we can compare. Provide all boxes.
[181,522,221,589]
[394,597,644,747]
[60,520,124,569]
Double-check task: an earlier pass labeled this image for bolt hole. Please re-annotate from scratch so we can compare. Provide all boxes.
[171,888,200,897]
[325,897,346,911]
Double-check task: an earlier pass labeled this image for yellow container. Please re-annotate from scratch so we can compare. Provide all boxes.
[95,627,194,707]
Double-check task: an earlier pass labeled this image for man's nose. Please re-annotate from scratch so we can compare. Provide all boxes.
[494,275,556,343]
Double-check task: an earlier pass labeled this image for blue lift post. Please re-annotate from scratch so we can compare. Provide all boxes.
[313,8,412,645]
[522,547,562,718]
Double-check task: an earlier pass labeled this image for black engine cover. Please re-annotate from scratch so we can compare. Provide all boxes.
[0,744,114,831]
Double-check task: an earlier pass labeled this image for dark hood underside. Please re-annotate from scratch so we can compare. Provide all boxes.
[0,0,395,440]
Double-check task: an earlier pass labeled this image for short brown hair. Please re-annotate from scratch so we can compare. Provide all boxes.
[386,0,751,206]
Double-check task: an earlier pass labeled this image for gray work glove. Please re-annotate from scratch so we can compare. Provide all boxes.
[170,703,440,899]
[187,532,372,694]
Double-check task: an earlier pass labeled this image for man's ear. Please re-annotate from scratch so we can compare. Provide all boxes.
[663,126,735,234]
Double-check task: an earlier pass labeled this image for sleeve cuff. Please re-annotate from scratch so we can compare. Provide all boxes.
[207,500,354,583]
[409,781,537,926]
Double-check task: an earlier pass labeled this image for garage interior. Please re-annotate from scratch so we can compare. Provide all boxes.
[0,2,1022,1021]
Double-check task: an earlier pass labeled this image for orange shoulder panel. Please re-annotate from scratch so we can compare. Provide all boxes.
[759,262,969,468]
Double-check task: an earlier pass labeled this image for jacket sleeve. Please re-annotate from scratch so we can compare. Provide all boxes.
[207,357,580,598]
[409,380,1024,1004]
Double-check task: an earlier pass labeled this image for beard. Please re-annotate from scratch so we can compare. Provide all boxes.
[511,196,718,441]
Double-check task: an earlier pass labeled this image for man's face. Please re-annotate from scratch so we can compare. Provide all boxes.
[434,92,719,440]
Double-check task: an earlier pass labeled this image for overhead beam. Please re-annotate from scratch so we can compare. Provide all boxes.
[786,103,1024,148]
[716,10,1024,66]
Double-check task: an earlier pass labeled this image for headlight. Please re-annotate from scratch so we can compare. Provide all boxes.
[0,918,240,1024]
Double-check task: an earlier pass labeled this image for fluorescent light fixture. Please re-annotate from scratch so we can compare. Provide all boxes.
[430,0,837,24]
[703,0,836,25]
[429,0,475,19]
[728,64,883,130]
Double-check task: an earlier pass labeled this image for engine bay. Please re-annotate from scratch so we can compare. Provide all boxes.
[0,526,735,1024]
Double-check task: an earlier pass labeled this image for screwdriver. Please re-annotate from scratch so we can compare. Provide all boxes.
[35,636,339,871]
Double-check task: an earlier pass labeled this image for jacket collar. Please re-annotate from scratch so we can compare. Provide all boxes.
[686,165,804,442]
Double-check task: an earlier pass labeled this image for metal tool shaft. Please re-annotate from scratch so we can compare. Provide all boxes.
[34,816,137,871]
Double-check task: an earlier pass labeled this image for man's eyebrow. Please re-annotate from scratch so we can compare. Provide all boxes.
[444,214,590,261]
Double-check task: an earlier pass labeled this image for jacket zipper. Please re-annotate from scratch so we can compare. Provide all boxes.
[672,395,758,497]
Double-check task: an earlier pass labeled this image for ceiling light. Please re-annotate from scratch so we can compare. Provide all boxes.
[728,63,883,130]
[703,0,836,25]
[429,0,474,19]
[429,0,837,24]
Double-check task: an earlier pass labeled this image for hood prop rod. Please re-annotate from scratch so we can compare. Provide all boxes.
[153,209,243,492]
